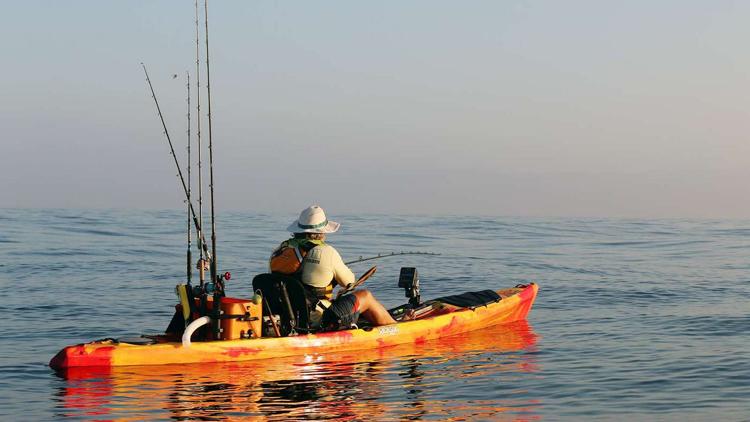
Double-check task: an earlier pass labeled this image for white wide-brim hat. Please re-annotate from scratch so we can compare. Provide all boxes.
[287,205,340,234]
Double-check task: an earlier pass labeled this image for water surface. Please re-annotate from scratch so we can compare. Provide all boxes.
[0,209,747,420]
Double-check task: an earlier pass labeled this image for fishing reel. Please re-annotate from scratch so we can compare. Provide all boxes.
[398,267,421,307]
[192,271,231,296]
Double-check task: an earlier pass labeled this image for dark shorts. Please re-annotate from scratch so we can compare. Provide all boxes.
[321,294,360,329]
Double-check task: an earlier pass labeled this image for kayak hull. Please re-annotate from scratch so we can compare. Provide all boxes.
[50,283,537,369]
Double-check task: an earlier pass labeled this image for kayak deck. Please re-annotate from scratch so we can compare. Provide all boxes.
[50,283,537,369]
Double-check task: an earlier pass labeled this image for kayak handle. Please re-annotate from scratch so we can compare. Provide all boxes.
[182,316,211,347]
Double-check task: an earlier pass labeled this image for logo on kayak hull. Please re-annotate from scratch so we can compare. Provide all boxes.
[378,325,398,336]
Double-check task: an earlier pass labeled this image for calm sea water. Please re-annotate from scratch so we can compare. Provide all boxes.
[0,208,747,421]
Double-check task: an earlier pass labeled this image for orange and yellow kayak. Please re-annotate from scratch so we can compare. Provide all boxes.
[50,283,537,369]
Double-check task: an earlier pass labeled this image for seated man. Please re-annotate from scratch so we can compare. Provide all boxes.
[270,205,396,328]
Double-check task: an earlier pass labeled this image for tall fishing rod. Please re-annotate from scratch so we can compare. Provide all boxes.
[186,71,192,286]
[141,63,211,262]
[194,0,206,287]
[204,0,222,340]
[345,251,440,266]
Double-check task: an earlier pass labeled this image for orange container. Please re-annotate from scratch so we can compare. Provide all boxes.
[198,297,263,340]
[221,297,262,340]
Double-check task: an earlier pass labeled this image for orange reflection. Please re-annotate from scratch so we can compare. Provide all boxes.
[55,320,540,420]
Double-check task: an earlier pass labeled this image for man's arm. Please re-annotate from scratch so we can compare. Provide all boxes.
[330,247,355,287]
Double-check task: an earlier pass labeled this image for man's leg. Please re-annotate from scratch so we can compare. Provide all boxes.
[353,290,396,326]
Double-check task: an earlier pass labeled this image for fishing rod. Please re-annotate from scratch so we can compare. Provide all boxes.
[182,71,202,327]
[186,71,192,286]
[194,0,206,288]
[345,251,441,265]
[204,0,217,285]
[204,0,222,340]
[141,63,211,263]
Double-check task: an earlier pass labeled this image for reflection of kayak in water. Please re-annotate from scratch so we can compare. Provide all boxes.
[50,283,538,369]
[56,320,539,420]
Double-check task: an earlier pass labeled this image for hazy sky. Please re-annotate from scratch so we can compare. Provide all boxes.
[2,1,749,218]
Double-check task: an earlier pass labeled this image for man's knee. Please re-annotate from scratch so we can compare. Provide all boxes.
[354,289,374,304]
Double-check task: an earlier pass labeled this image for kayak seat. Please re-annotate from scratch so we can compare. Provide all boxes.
[435,290,501,309]
[252,273,312,336]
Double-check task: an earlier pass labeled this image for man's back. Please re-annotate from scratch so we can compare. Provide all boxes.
[301,243,355,289]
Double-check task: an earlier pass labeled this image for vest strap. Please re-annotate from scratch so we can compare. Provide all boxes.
[293,246,303,263]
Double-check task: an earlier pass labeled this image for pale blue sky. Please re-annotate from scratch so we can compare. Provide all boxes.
[2,1,749,217]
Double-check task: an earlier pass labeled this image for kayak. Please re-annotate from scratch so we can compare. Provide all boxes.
[50,283,538,369]
[55,320,538,419]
